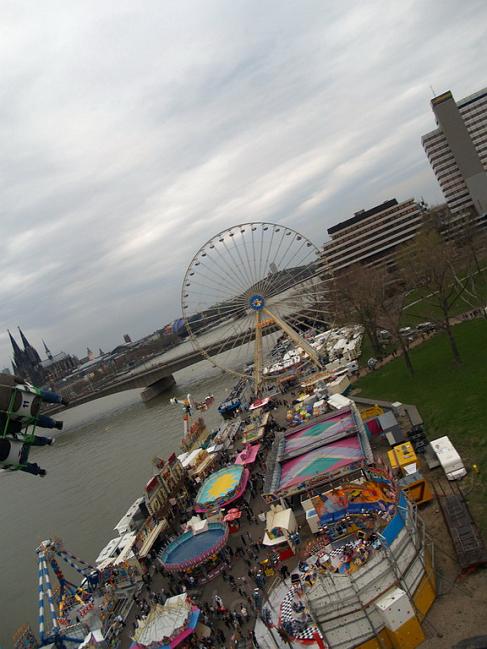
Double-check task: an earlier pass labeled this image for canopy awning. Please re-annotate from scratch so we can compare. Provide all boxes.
[131,595,200,648]
[263,507,296,546]
[138,519,168,558]
[114,497,145,535]
[235,443,261,465]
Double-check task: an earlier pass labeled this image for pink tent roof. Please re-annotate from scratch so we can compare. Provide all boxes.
[235,444,261,465]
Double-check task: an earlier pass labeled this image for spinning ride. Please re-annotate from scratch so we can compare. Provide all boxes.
[35,539,99,647]
[194,464,249,513]
[159,522,229,584]
[181,222,332,393]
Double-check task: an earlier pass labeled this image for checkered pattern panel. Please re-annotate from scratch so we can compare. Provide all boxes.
[279,590,317,641]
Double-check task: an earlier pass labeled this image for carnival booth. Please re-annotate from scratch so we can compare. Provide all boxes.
[234,443,260,466]
[262,505,298,561]
[222,508,242,534]
[131,593,201,649]
[158,522,229,585]
[242,412,269,444]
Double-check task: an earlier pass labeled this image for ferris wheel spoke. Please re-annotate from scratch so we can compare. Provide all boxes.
[237,227,259,291]
[271,231,300,279]
[199,249,251,301]
[208,241,255,297]
[222,233,255,293]
[200,240,252,300]
[285,310,331,333]
[202,314,252,362]
[256,226,288,296]
[265,246,317,298]
[256,225,266,290]
[260,224,277,292]
[184,306,248,333]
[186,260,248,302]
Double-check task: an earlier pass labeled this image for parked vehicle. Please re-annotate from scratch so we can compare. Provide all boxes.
[399,326,416,338]
[345,360,359,375]
[430,436,467,480]
[378,329,391,341]
[416,322,435,333]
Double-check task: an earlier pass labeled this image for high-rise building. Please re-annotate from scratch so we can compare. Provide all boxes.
[322,198,425,273]
[422,88,487,231]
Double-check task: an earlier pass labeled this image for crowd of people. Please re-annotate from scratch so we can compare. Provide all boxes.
[118,398,293,647]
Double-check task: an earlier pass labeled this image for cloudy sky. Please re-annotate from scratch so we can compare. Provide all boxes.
[1,0,486,366]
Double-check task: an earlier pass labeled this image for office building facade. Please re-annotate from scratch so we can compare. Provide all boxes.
[422,88,487,230]
[322,198,425,273]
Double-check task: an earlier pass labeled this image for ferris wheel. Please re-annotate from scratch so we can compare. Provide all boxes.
[181,222,332,392]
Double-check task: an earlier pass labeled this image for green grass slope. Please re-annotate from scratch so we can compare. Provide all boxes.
[355,319,487,533]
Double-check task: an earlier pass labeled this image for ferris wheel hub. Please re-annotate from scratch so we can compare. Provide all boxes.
[249,294,265,311]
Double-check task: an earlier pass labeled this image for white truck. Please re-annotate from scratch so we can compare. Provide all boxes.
[430,436,467,480]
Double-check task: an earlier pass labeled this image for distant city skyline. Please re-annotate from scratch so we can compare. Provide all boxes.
[1,1,487,367]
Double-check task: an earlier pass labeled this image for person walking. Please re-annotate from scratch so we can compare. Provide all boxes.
[214,594,224,611]
[240,604,249,622]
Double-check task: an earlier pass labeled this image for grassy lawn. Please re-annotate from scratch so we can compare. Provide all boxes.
[354,319,487,534]
[402,267,487,326]
[358,334,395,368]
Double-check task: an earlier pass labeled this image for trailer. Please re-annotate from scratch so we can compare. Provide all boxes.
[430,436,466,480]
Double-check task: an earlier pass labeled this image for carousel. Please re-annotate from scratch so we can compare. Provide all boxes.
[158,521,229,584]
[194,464,249,513]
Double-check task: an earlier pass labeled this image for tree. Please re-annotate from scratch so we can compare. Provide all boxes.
[452,208,486,276]
[372,268,415,376]
[330,264,383,358]
[399,228,470,364]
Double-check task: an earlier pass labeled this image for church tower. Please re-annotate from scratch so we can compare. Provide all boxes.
[7,328,45,384]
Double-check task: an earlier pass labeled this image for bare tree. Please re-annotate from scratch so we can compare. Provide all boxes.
[399,228,470,364]
[453,208,486,276]
[372,268,415,376]
[330,264,383,358]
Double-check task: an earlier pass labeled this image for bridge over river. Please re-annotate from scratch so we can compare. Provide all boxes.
[51,325,274,411]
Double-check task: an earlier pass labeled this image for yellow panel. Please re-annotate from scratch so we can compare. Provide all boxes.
[360,405,384,421]
[403,479,434,505]
[387,616,425,649]
[387,442,417,471]
[413,574,436,619]
[355,629,393,649]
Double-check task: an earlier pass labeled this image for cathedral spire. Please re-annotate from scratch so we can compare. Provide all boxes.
[18,326,32,350]
[17,326,42,365]
[43,339,53,361]
[8,330,22,358]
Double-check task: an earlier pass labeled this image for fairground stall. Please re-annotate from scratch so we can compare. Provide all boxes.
[262,505,298,561]
[234,443,260,466]
[158,521,229,585]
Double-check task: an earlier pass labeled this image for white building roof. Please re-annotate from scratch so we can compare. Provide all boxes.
[114,497,145,534]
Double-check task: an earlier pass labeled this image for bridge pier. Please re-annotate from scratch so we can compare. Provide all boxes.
[141,374,176,402]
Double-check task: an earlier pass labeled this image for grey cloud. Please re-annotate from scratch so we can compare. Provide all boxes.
[1,0,487,364]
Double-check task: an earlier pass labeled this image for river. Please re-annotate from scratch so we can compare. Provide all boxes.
[0,358,237,647]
